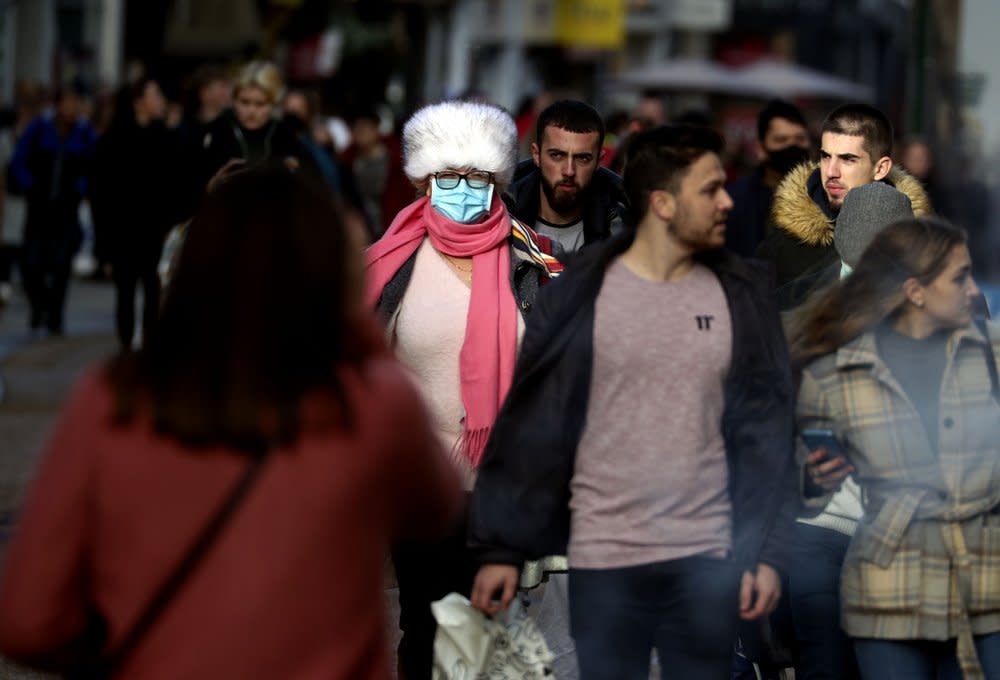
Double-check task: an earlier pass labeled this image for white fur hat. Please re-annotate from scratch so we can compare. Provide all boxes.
[402,100,518,188]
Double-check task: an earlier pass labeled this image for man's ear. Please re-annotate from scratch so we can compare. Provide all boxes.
[873,156,892,181]
[754,141,767,164]
[531,143,540,168]
[650,189,675,221]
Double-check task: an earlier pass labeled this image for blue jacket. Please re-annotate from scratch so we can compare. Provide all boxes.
[10,114,97,207]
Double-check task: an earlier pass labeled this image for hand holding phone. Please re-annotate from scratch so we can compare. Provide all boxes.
[800,428,854,493]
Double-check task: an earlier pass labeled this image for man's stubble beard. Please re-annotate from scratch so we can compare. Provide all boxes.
[540,175,586,219]
[667,212,727,253]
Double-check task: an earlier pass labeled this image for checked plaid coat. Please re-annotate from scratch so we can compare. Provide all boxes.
[798,321,1000,679]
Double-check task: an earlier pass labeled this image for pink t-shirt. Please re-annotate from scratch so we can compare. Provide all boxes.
[569,259,733,569]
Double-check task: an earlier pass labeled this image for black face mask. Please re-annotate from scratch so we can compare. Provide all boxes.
[765,145,810,175]
[284,113,307,135]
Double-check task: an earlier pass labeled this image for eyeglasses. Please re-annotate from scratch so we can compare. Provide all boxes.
[433,170,494,190]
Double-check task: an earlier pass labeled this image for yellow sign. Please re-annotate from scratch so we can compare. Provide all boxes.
[555,0,625,49]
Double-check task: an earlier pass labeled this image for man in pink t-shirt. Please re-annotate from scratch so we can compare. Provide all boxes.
[469,125,797,680]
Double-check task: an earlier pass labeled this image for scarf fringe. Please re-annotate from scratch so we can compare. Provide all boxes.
[458,426,492,469]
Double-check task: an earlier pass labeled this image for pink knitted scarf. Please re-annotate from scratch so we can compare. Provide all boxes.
[366,196,517,467]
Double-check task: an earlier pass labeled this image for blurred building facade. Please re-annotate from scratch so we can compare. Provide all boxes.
[0,0,123,102]
[0,1,969,135]
[1,1,994,230]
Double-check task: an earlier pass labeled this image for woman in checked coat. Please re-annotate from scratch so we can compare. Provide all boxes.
[787,217,1000,679]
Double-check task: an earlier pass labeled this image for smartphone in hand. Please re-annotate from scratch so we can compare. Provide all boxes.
[800,428,849,464]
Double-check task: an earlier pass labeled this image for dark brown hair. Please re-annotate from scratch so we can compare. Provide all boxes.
[106,161,382,454]
[821,103,893,160]
[786,217,967,368]
[535,99,605,148]
[622,124,724,226]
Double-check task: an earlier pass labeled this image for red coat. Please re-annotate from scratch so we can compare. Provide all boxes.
[0,360,461,679]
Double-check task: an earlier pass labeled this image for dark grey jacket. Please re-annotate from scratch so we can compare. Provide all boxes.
[469,231,799,575]
[502,159,628,247]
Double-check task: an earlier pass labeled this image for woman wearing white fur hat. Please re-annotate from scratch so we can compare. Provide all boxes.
[366,99,562,680]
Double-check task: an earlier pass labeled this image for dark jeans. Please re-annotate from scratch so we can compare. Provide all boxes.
[569,555,741,680]
[0,244,15,283]
[112,252,161,350]
[854,633,1000,679]
[21,210,81,333]
[788,523,860,680]
[391,509,477,680]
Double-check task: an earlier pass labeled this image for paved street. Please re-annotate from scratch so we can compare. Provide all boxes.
[0,276,116,678]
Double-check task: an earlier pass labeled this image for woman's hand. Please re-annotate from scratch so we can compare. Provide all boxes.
[470,564,519,615]
[206,158,247,193]
[805,448,854,493]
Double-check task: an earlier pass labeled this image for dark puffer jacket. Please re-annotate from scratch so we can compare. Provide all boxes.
[502,159,628,247]
[755,163,931,304]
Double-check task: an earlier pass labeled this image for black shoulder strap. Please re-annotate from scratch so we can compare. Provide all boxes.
[975,317,1000,403]
[102,453,270,675]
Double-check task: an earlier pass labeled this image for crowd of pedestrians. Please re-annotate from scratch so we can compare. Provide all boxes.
[0,56,998,680]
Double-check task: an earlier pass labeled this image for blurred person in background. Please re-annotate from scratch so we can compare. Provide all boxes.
[0,80,48,306]
[366,99,561,680]
[90,75,184,352]
[193,61,308,210]
[0,91,18,308]
[282,89,373,246]
[788,217,1000,680]
[607,93,667,174]
[282,88,342,193]
[8,85,97,335]
[514,90,556,160]
[176,65,230,217]
[11,80,48,135]
[725,99,811,258]
[0,161,461,679]
[504,99,628,255]
[600,109,630,169]
[184,64,230,133]
[343,109,389,236]
[899,138,950,218]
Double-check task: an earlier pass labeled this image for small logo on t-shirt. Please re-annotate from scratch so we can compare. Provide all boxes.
[696,315,715,330]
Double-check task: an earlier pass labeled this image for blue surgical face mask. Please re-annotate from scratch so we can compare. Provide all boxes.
[430,179,495,224]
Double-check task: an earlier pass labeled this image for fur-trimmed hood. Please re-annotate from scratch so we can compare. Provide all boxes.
[770,162,931,247]
[401,100,518,188]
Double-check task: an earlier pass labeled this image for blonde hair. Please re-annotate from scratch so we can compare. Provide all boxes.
[233,61,285,104]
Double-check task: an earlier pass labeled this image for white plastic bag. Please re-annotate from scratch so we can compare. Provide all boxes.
[431,592,556,680]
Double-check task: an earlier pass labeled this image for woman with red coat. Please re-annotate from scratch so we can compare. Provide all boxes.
[0,162,461,679]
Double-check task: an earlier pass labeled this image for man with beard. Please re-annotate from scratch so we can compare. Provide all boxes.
[725,99,811,257]
[502,98,630,679]
[755,103,930,307]
[504,100,627,254]
[469,125,797,680]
